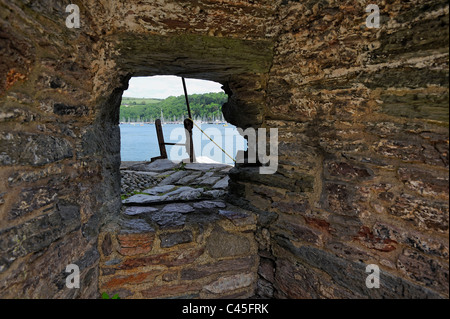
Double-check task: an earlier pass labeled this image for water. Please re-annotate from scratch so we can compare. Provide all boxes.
[120,123,246,165]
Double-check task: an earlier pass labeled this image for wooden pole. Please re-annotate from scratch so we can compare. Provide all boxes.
[182,77,195,163]
[182,77,193,119]
[155,119,168,159]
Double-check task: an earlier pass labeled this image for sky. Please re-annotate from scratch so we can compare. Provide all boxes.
[122,76,224,99]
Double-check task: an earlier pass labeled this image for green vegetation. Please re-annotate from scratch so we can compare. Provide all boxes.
[120,92,227,123]
[173,162,187,171]
[102,292,120,299]
[122,97,162,106]
[121,190,152,200]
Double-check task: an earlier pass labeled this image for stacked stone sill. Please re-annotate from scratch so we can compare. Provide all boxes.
[99,160,258,299]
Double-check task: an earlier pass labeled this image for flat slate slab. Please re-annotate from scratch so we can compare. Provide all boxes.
[151,211,186,229]
[121,170,159,177]
[142,185,176,195]
[120,161,145,169]
[203,190,226,199]
[119,219,155,234]
[164,186,204,201]
[176,172,202,185]
[193,200,227,209]
[219,210,256,226]
[185,163,231,172]
[159,171,190,186]
[161,203,195,214]
[122,194,168,205]
[199,176,221,186]
[129,159,181,172]
[213,176,230,189]
[123,206,159,216]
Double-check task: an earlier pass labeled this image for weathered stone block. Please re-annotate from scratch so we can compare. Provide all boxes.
[206,227,250,258]
[117,232,155,256]
[213,176,230,189]
[101,233,113,257]
[123,206,158,216]
[389,194,449,232]
[102,270,162,290]
[193,200,227,209]
[142,184,176,195]
[203,273,255,294]
[375,138,446,167]
[119,219,154,234]
[117,219,155,256]
[398,167,449,200]
[161,203,195,214]
[397,248,449,295]
[151,211,186,230]
[159,171,190,186]
[9,187,58,220]
[162,271,178,282]
[0,132,73,166]
[326,241,373,262]
[274,258,352,299]
[257,278,274,299]
[0,206,80,272]
[271,197,310,215]
[324,160,373,181]
[118,248,205,270]
[159,230,193,248]
[53,103,88,116]
[272,214,324,246]
[218,210,256,227]
[141,283,202,299]
[181,256,255,281]
[327,214,363,240]
[373,222,449,259]
[122,194,168,205]
[229,166,314,193]
[322,182,359,217]
[258,257,275,284]
[129,159,181,172]
[274,236,445,299]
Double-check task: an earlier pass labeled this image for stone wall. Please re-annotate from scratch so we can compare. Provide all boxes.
[1,0,448,299]
[229,0,449,299]
[99,203,258,299]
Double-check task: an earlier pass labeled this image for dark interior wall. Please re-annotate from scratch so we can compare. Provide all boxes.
[0,0,448,299]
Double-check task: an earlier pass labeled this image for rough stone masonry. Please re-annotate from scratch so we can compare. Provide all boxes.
[0,0,448,299]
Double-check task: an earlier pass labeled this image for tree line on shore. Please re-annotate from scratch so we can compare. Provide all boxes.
[120,92,228,123]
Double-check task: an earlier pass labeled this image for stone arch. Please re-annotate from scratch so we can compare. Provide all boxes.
[1,0,448,300]
[96,33,274,130]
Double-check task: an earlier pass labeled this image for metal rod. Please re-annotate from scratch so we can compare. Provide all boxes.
[182,77,193,119]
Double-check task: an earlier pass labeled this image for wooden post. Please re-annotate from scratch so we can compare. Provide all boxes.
[182,77,193,119]
[184,118,195,163]
[155,119,168,159]
[182,77,195,163]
